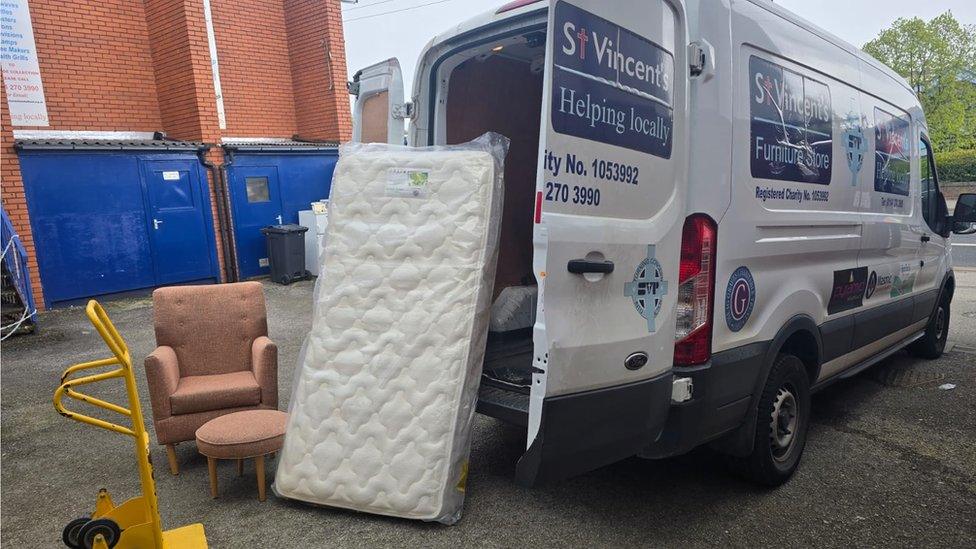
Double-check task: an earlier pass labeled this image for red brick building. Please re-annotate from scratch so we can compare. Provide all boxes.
[1,0,351,309]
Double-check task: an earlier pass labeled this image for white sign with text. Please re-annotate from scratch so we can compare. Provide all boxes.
[1,0,48,126]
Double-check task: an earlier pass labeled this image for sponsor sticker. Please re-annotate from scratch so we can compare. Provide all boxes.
[865,270,878,299]
[725,266,756,332]
[624,244,669,332]
[828,267,868,314]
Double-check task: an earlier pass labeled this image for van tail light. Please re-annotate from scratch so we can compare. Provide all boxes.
[673,214,716,366]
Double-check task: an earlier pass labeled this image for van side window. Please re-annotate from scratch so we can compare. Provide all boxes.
[874,108,911,196]
[919,138,939,230]
[749,56,833,185]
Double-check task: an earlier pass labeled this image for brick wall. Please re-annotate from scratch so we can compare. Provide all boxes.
[1,85,44,307]
[211,0,298,137]
[1,0,351,309]
[285,0,353,141]
[28,0,163,131]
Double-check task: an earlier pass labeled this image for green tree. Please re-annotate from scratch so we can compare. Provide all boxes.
[863,12,976,152]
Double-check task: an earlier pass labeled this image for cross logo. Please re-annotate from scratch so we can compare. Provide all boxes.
[842,109,866,186]
[577,27,588,59]
[624,245,668,332]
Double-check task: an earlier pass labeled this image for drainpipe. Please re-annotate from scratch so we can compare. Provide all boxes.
[221,148,241,281]
[198,146,237,283]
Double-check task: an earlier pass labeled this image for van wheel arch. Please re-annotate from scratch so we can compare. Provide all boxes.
[712,315,822,457]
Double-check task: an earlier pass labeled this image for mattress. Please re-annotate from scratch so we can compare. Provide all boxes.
[274,136,506,524]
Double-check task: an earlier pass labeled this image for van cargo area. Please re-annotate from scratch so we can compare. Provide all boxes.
[442,40,546,425]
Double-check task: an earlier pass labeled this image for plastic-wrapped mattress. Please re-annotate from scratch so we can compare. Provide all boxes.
[274,134,508,524]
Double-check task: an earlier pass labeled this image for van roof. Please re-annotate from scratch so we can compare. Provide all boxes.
[747,0,915,96]
[422,0,914,97]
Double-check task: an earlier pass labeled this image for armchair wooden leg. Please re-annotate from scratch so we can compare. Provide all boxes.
[165,444,179,475]
[208,457,218,499]
[237,458,244,477]
[256,455,266,502]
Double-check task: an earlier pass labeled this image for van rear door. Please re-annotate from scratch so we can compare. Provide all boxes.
[351,58,407,144]
[519,0,689,486]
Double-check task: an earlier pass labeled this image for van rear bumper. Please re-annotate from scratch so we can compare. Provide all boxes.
[514,370,673,487]
[477,342,769,485]
[639,341,768,459]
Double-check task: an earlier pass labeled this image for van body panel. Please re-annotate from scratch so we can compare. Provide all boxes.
[522,0,690,484]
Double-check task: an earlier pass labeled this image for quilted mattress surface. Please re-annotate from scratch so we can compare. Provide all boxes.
[274,142,502,522]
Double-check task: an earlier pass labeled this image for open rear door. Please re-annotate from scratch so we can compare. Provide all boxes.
[519,0,689,486]
[350,58,407,144]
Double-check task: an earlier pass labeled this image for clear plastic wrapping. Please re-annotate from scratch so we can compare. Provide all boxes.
[274,133,509,525]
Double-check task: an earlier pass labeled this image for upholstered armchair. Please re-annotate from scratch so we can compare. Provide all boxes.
[145,281,278,474]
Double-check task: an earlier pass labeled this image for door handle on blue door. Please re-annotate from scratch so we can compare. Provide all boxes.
[153,218,163,230]
[276,215,283,225]
[567,259,614,274]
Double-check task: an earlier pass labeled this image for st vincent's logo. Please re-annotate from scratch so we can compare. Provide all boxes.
[624,245,669,332]
[843,105,867,186]
[725,266,756,332]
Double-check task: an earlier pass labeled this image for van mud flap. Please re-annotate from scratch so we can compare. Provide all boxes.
[515,370,673,486]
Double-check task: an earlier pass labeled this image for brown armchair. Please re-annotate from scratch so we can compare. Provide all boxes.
[145,281,278,474]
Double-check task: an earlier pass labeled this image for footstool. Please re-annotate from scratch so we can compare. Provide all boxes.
[195,409,288,501]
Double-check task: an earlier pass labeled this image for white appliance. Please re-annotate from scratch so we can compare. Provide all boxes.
[298,208,328,276]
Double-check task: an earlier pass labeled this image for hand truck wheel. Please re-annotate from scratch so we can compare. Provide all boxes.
[62,517,90,548]
[78,518,122,549]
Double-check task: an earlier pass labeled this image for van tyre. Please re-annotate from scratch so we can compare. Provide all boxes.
[732,353,810,486]
[908,299,949,359]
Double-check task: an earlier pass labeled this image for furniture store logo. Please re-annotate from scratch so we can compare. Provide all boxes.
[624,245,668,332]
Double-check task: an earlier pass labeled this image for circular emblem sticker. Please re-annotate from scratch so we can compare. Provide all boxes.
[865,271,878,299]
[725,266,756,332]
[624,245,669,333]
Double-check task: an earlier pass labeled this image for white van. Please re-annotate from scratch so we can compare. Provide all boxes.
[348,0,976,487]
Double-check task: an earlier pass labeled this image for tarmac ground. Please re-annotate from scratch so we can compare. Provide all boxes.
[2,273,975,547]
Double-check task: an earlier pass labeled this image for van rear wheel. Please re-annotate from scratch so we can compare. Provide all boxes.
[908,299,949,359]
[731,353,810,486]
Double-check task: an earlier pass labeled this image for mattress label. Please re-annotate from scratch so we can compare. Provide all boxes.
[386,168,430,198]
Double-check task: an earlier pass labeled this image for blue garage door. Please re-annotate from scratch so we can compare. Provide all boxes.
[228,151,337,278]
[19,152,220,306]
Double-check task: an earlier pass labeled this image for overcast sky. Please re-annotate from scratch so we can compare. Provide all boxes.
[341,0,975,90]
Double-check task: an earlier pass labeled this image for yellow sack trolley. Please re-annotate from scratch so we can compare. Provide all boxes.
[54,300,207,549]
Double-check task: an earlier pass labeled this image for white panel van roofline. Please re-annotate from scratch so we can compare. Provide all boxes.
[423,1,547,56]
[744,0,914,96]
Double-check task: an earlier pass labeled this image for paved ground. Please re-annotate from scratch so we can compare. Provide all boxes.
[952,232,976,268]
[3,274,975,547]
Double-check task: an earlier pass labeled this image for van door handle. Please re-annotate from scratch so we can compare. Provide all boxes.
[153,218,163,230]
[567,259,614,274]
[920,234,931,242]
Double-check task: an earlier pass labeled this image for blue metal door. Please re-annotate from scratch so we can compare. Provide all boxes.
[229,166,284,278]
[141,159,217,285]
[20,153,158,305]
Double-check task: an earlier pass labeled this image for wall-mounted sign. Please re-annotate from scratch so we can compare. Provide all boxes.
[0,0,48,126]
